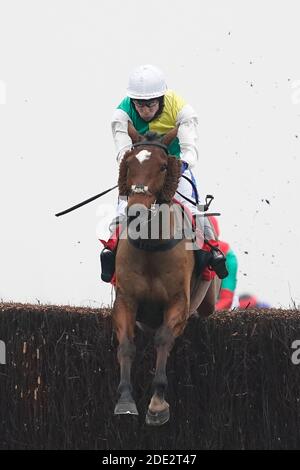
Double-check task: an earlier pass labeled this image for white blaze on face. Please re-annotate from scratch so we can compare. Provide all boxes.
[135,149,151,164]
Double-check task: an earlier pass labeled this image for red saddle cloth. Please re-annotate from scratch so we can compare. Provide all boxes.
[99,225,121,251]
[99,200,218,285]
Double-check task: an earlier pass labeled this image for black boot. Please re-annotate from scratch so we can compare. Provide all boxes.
[100,248,116,282]
[194,215,228,280]
[209,247,228,279]
[100,215,126,283]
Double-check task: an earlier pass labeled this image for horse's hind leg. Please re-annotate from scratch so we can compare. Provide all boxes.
[113,295,138,415]
[146,298,187,426]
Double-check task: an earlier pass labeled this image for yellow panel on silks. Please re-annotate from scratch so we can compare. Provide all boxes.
[117,90,186,157]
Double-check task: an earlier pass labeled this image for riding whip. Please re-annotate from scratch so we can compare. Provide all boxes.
[55,185,118,217]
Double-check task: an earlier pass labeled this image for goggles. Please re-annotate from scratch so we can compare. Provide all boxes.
[132,99,159,109]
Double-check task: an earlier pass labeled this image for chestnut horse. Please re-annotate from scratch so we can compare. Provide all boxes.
[113,125,220,425]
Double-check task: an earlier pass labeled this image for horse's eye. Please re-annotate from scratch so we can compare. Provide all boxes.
[160,164,167,172]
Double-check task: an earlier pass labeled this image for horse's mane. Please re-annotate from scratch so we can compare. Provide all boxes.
[118,134,181,203]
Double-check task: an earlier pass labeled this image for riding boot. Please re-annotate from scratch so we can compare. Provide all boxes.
[100,248,116,282]
[193,215,228,280]
[206,240,228,279]
[99,215,126,283]
[203,216,228,279]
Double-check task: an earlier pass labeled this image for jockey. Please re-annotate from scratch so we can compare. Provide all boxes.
[238,294,270,309]
[238,294,258,309]
[101,64,227,281]
[111,64,200,221]
[208,216,238,310]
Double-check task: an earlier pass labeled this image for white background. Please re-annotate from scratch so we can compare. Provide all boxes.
[0,0,299,308]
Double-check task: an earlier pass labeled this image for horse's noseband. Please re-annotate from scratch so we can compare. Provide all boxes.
[131,184,149,194]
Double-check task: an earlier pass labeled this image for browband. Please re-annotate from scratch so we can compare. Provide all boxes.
[132,141,169,155]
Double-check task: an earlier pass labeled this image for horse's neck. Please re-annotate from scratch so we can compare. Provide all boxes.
[148,202,189,241]
[126,202,190,244]
[146,203,172,241]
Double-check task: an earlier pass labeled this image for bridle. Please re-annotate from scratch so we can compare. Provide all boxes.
[127,141,184,251]
[129,141,169,199]
[132,141,169,154]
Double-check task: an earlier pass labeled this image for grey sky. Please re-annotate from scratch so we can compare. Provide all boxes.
[0,0,299,308]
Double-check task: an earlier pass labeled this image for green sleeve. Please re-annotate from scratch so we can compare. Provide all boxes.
[117,97,132,115]
[221,248,238,292]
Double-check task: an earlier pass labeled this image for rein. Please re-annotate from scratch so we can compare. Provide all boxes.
[125,147,218,252]
[132,140,213,212]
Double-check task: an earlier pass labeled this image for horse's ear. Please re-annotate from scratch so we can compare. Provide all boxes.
[161,126,179,147]
[128,122,143,144]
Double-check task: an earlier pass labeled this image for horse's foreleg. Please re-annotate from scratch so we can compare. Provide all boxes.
[113,295,138,415]
[197,277,221,317]
[146,298,187,426]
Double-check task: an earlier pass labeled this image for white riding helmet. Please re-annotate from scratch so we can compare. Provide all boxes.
[127,64,167,100]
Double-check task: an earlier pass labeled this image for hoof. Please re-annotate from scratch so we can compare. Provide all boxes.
[145,407,170,426]
[114,400,138,416]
